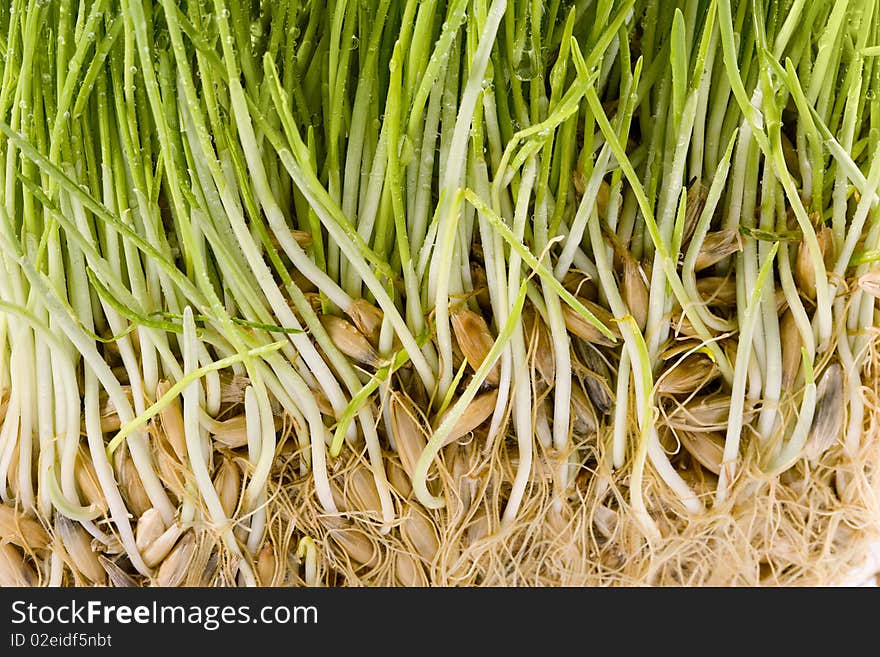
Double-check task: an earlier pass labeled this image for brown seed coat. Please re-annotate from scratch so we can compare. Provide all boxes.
[451,308,500,385]
[56,516,106,585]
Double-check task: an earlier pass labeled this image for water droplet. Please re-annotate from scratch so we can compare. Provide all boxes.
[130,66,138,74]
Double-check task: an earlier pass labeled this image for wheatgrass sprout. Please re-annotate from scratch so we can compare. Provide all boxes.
[0,0,878,587]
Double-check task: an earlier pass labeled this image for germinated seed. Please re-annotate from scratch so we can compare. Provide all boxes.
[154,533,196,587]
[0,503,49,550]
[135,508,166,552]
[437,389,498,446]
[142,524,186,568]
[805,363,844,461]
[0,542,37,587]
[401,510,439,561]
[56,516,105,585]
[451,307,500,385]
[320,314,382,368]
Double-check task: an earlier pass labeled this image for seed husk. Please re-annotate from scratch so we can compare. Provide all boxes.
[622,256,649,331]
[805,362,844,461]
[269,228,313,253]
[389,396,428,483]
[394,551,427,587]
[0,542,37,586]
[313,389,336,417]
[142,524,185,568]
[210,415,249,449]
[445,442,476,521]
[682,178,709,246]
[257,544,276,586]
[219,374,251,404]
[136,508,166,552]
[155,446,187,501]
[200,551,221,586]
[118,449,151,517]
[466,508,490,545]
[696,276,738,307]
[562,298,619,346]
[795,226,832,300]
[779,311,802,388]
[348,465,383,516]
[213,458,241,518]
[6,444,19,499]
[569,385,598,437]
[400,510,439,561]
[99,555,137,587]
[694,230,743,271]
[347,299,383,347]
[572,341,615,415]
[562,271,598,300]
[320,314,382,368]
[154,533,197,587]
[523,307,555,385]
[657,355,720,395]
[592,504,618,539]
[298,292,324,318]
[290,229,313,248]
[451,307,500,385]
[660,340,703,361]
[436,389,498,446]
[56,516,105,584]
[679,430,725,475]
[75,447,108,514]
[386,459,413,499]
[198,540,226,587]
[665,393,751,433]
[671,312,703,340]
[156,380,186,461]
[0,503,49,550]
[98,386,134,433]
[98,534,125,556]
[322,517,376,566]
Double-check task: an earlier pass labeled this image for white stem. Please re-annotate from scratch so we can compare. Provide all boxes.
[612,351,631,468]
[182,307,256,587]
